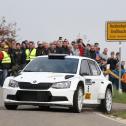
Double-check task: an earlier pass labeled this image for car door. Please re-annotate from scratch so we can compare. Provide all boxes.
[80,59,102,101]
[79,60,93,101]
[86,60,103,101]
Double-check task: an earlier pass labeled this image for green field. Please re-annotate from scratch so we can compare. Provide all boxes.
[113,89,126,104]
[112,89,126,119]
[112,111,126,119]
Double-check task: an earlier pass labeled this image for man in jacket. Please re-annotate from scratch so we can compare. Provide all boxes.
[1,45,11,86]
[25,41,36,63]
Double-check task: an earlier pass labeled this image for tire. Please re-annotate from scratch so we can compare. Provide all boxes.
[100,88,112,114]
[72,86,84,113]
[4,104,18,110]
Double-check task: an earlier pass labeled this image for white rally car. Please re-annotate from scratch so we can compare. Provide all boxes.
[3,54,113,113]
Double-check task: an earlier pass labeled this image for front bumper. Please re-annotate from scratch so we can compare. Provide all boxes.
[3,88,75,106]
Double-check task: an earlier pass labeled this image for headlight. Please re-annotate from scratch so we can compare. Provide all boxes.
[52,81,71,89]
[9,80,19,88]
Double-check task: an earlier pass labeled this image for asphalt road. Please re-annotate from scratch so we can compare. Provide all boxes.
[0,88,125,126]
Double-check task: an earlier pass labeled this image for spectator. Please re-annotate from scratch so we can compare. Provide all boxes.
[36,41,43,56]
[61,40,70,54]
[77,39,85,56]
[11,43,24,75]
[25,41,36,63]
[94,42,99,48]
[55,41,62,54]
[15,43,24,67]
[0,51,3,69]
[71,41,75,46]
[121,72,126,92]
[25,40,29,49]
[99,48,108,70]
[1,45,11,86]
[95,47,101,63]
[121,61,125,70]
[112,63,125,90]
[49,43,57,54]
[21,41,26,66]
[0,51,3,63]
[115,52,120,63]
[84,44,91,58]
[42,42,50,55]
[0,40,5,51]
[71,42,80,56]
[9,40,17,67]
[107,51,118,70]
[100,48,108,61]
[89,45,96,60]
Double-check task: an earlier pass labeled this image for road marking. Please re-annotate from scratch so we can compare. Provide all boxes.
[95,112,126,125]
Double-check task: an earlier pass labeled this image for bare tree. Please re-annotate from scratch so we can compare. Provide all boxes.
[0,17,19,44]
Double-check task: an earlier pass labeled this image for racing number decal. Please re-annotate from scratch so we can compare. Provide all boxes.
[84,93,91,99]
[84,85,91,99]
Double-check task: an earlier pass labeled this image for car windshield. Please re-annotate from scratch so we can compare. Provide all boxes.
[23,57,79,74]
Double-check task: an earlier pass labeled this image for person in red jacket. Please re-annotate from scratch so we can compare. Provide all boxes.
[0,51,4,67]
[0,51,4,86]
[77,39,85,56]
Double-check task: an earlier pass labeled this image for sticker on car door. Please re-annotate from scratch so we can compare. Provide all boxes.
[84,93,91,99]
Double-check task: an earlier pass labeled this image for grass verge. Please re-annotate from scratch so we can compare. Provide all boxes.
[113,88,126,104]
[111,89,126,119]
[112,111,126,119]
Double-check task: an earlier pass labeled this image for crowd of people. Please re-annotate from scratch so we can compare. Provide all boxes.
[0,37,126,91]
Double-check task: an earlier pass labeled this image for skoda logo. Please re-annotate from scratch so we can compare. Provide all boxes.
[33,80,37,84]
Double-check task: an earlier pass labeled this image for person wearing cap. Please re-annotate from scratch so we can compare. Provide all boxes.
[1,45,11,86]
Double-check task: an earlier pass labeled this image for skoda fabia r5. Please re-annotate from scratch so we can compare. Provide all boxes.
[3,54,113,113]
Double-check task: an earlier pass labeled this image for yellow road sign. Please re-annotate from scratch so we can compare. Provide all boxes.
[106,21,126,41]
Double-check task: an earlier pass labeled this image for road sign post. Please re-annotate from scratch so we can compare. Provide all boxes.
[106,21,126,93]
[119,41,122,93]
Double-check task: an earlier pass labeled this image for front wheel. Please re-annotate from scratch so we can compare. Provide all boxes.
[72,86,84,113]
[4,103,18,110]
[100,88,112,114]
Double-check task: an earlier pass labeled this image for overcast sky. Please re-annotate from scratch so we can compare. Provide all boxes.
[0,0,126,60]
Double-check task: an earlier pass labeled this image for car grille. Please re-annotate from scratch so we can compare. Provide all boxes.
[18,82,53,90]
[17,91,51,102]
[7,91,68,102]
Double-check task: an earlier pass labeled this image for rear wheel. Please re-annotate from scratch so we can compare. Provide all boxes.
[100,88,112,114]
[4,103,18,110]
[72,86,84,113]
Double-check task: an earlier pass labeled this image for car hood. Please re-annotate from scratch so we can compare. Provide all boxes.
[15,72,74,83]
